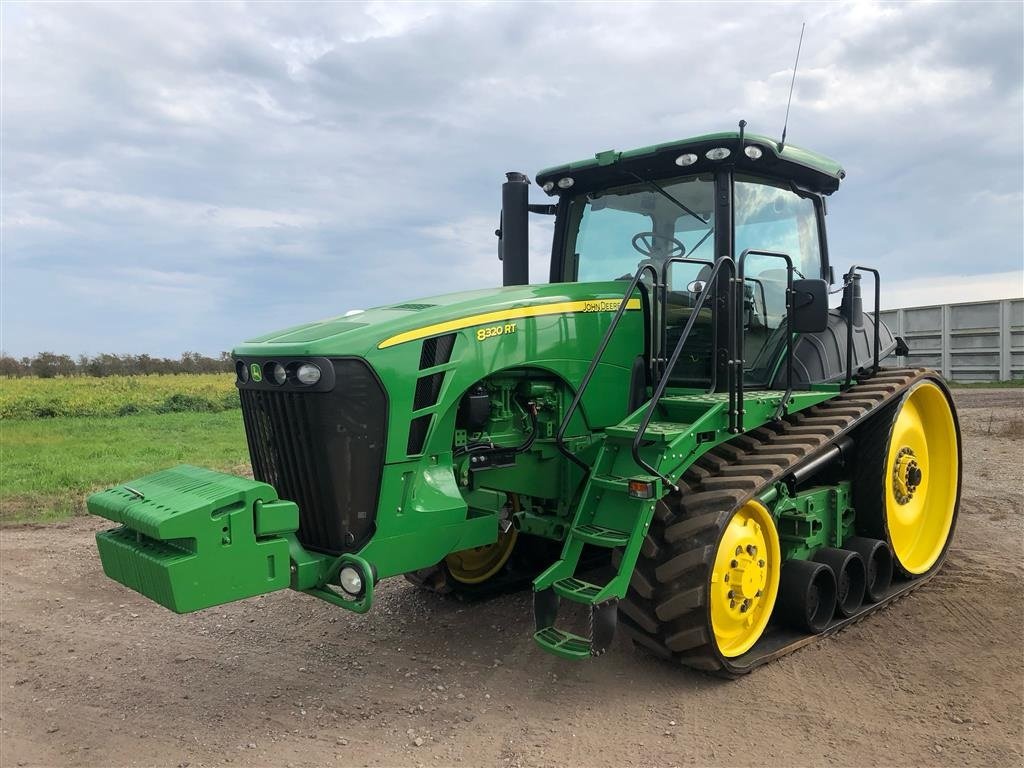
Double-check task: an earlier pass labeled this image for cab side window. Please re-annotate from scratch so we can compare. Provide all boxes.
[734,176,823,383]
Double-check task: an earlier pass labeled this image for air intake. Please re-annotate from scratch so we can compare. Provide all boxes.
[419,333,457,370]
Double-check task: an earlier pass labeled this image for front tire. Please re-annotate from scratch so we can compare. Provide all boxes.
[617,495,781,673]
[443,528,519,586]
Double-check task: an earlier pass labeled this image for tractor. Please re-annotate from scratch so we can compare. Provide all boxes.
[88,125,961,676]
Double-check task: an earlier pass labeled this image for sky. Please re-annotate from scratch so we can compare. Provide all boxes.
[2,1,1022,357]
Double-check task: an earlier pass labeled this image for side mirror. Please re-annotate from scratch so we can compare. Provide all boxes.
[791,278,829,333]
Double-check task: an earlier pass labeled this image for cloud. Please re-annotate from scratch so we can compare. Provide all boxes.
[883,270,1024,310]
[1,0,1021,356]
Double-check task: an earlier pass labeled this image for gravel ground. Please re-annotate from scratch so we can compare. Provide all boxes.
[1,388,1022,768]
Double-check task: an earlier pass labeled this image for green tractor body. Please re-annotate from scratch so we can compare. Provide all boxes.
[89,128,961,675]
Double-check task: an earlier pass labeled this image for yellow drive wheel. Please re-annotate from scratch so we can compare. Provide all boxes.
[709,500,781,658]
[444,528,519,585]
[406,495,561,596]
[857,378,961,576]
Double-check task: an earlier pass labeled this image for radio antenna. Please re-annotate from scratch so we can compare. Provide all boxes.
[779,22,805,151]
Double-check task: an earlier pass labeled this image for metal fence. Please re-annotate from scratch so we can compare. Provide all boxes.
[880,298,1024,382]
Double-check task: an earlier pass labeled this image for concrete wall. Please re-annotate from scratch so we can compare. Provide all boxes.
[880,298,1024,382]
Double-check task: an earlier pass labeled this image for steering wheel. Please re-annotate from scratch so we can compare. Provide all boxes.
[631,232,686,259]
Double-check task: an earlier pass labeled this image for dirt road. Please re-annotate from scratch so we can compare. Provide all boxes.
[2,389,1022,767]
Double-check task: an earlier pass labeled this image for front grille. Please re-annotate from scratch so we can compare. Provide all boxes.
[238,359,388,555]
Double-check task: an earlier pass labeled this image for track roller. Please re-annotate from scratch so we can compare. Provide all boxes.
[812,548,866,617]
[842,537,893,603]
[779,559,837,634]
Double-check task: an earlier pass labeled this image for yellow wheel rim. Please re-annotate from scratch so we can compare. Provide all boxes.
[444,528,519,585]
[884,381,959,574]
[710,500,781,658]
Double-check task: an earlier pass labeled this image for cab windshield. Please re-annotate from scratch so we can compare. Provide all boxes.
[568,173,715,286]
[565,174,716,385]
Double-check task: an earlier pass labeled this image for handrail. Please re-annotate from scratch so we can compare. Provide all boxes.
[631,257,737,491]
[738,249,797,423]
[555,264,659,473]
[843,265,881,386]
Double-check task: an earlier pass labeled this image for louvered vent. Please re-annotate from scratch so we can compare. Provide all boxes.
[392,302,438,311]
[407,414,432,455]
[414,373,445,411]
[419,333,456,369]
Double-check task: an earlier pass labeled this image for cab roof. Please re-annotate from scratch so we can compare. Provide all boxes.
[535,131,845,196]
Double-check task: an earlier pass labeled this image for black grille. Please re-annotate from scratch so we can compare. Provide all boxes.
[419,333,456,369]
[413,372,445,410]
[239,359,387,555]
[407,414,432,456]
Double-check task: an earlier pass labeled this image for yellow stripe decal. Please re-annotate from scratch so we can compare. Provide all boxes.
[377,298,642,349]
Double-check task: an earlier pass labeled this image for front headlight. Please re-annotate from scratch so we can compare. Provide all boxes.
[339,566,364,597]
[295,363,321,385]
[266,362,287,386]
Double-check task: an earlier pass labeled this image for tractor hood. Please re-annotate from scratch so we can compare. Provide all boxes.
[232,281,639,359]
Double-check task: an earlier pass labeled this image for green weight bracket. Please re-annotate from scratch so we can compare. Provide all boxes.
[88,465,299,613]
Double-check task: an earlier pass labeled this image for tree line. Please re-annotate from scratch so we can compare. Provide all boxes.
[0,352,234,378]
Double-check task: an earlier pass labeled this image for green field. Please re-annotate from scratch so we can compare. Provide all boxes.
[948,379,1024,388]
[0,374,248,524]
[1,410,249,524]
[0,373,238,419]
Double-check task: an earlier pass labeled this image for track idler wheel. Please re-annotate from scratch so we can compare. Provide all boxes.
[854,378,961,577]
[812,548,866,618]
[842,537,893,603]
[779,559,837,634]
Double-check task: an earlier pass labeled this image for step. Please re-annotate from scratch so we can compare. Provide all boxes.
[533,626,591,660]
[605,421,691,442]
[572,523,630,548]
[553,576,602,604]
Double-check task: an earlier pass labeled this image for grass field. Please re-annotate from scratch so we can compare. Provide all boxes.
[0,373,238,419]
[948,379,1024,388]
[0,411,248,524]
[0,374,245,523]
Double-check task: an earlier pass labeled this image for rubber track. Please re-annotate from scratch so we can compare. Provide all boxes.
[617,367,943,676]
